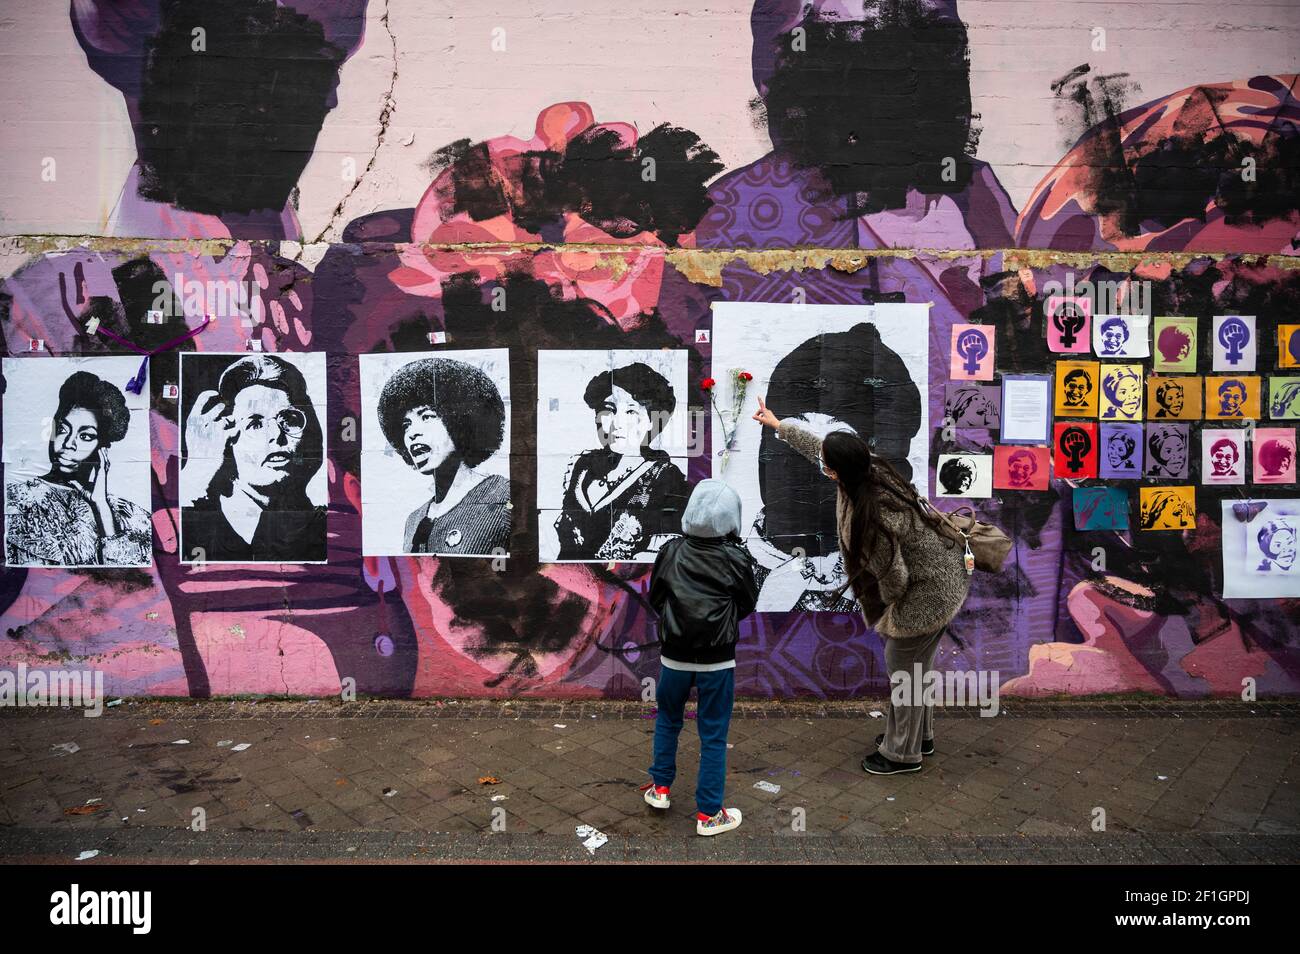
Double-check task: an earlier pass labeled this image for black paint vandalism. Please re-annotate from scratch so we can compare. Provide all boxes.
[136,0,347,215]
[759,323,922,558]
[71,258,192,418]
[1056,71,1300,236]
[427,126,723,245]
[759,6,978,212]
[415,274,706,683]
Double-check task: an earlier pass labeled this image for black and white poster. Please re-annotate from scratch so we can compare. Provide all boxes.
[1221,499,1300,598]
[711,302,929,612]
[936,454,993,499]
[360,351,512,557]
[537,349,690,563]
[3,356,153,568]
[179,352,328,564]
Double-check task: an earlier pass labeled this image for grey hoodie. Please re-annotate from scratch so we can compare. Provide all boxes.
[650,478,758,667]
[680,478,743,538]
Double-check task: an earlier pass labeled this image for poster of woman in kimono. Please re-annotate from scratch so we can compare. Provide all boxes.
[359,351,512,557]
[3,357,152,567]
[537,351,690,563]
[179,353,328,564]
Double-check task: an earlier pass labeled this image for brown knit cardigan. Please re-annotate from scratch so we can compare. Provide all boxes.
[777,418,971,639]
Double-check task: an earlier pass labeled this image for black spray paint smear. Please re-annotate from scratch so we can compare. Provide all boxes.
[71,258,190,418]
[759,323,921,556]
[425,274,705,677]
[1056,71,1300,235]
[135,0,346,215]
[428,124,723,245]
[759,10,979,212]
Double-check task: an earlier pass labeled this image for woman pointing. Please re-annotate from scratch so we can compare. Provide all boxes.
[752,395,972,774]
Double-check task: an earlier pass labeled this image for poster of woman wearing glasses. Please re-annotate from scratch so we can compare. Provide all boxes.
[179,353,328,564]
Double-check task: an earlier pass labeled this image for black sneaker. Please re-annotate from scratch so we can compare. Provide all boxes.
[875,734,935,757]
[861,752,922,775]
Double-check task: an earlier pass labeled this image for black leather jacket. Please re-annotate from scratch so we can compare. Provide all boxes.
[649,534,760,665]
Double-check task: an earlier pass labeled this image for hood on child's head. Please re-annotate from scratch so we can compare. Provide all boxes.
[681,479,743,538]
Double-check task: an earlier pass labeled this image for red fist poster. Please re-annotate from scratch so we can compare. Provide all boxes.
[1054,421,1099,479]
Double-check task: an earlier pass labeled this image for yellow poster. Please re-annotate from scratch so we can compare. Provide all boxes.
[1139,486,1196,531]
[1098,364,1143,421]
[1279,325,1300,369]
[1204,376,1260,420]
[1054,360,1099,418]
[1147,375,1201,420]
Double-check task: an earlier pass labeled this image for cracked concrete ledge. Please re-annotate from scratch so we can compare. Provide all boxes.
[3,235,1297,288]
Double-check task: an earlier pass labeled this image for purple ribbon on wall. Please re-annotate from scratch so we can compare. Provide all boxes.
[95,316,213,393]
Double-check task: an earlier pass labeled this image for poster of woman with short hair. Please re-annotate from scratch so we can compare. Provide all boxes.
[3,356,153,568]
[1202,429,1246,486]
[1221,499,1300,598]
[1205,376,1261,420]
[1152,316,1197,373]
[1054,360,1100,418]
[993,445,1049,492]
[1147,375,1201,421]
[179,352,328,564]
[537,350,690,563]
[1253,428,1297,485]
[936,454,992,498]
[1093,314,1149,359]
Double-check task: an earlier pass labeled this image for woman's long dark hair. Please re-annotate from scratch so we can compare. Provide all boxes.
[821,430,947,598]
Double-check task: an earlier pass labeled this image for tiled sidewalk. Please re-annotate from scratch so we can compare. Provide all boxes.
[1,699,1297,863]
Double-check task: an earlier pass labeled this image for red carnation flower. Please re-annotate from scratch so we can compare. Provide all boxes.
[701,377,716,390]
[738,371,753,381]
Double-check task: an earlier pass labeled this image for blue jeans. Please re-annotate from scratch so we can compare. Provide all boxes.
[649,664,735,816]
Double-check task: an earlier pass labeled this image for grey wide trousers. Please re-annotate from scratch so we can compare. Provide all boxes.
[878,626,948,764]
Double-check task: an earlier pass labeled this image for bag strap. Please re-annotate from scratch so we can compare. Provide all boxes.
[920,497,972,539]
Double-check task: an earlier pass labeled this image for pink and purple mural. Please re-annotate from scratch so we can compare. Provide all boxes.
[1,0,1297,699]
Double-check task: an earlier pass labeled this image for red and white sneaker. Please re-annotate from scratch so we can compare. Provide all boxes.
[696,807,742,836]
[641,782,671,809]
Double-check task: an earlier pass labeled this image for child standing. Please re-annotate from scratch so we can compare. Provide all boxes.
[645,479,759,835]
